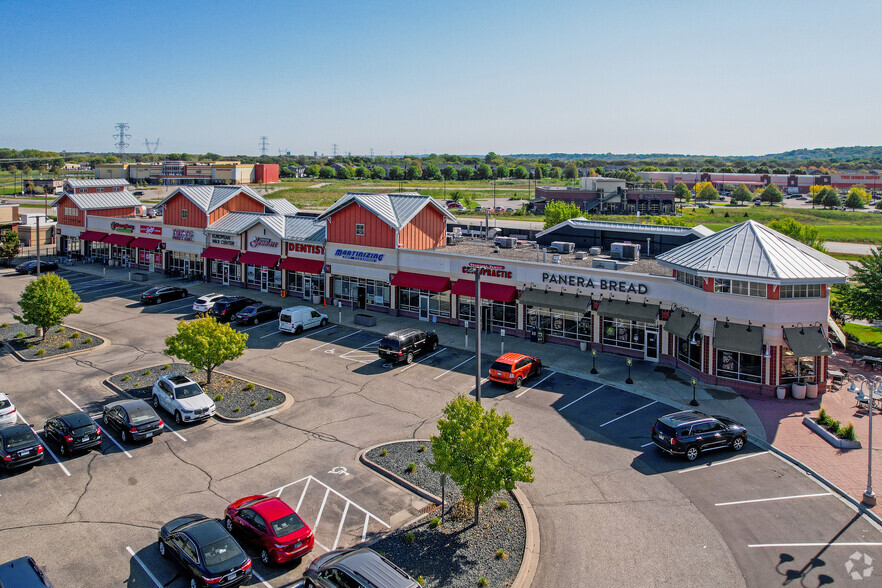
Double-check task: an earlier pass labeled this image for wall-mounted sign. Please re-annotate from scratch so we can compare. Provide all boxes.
[462,262,512,279]
[541,271,649,294]
[288,243,324,255]
[140,225,162,235]
[250,237,278,248]
[210,234,237,247]
[172,229,195,241]
[334,249,384,263]
[110,222,134,233]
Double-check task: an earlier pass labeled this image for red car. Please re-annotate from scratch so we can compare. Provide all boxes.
[489,353,543,388]
[224,495,314,565]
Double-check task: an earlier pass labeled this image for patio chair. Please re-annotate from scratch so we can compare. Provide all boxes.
[856,392,870,409]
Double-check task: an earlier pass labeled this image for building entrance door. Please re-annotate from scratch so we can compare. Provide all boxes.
[260,268,269,293]
[482,305,492,333]
[419,294,430,321]
[222,264,230,286]
[357,286,366,309]
[645,328,659,361]
[303,277,312,299]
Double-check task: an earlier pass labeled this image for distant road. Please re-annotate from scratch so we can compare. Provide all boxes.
[825,241,877,255]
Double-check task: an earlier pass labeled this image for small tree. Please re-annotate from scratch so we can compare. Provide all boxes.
[430,395,534,525]
[563,162,579,180]
[476,163,493,180]
[544,200,582,229]
[405,163,422,180]
[768,218,826,252]
[422,163,441,181]
[304,164,320,177]
[822,190,841,209]
[834,249,882,322]
[318,166,336,179]
[845,191,866,211]
[441,165,457,181]
[16,274,82,340]
[0,229,21,266]
[371,166,386,180]
[760,184,783,206]
[457,166,474,181]
[495,164,509,179]
[731,184,752,204]
[673,182,690,202]
[652,180,666,190]
[354,166,370,179]
[512,165,529,180]
[389,166,403,180]
[164,316,248,384]
[697,183,720,202]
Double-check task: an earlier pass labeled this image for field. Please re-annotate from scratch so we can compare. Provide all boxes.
[842,323,882,346]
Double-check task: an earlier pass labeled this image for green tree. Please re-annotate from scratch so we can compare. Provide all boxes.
[652,180,666,190]
[563,162,579,180]
[760,184,783,205]
[534,164,547,179]
[318,166,336,179]
[673,182,690,202]
[543,200,582,229]
[834,249,882,322]
[768,218,826,251]
[845,191,866,210]
[697,183,719,202]
[771,167,789,175]
[441,165,457,180]
[731,184,752,204]
[405,163,422,180]
[422,163,441,181]
[354,166,370,179]
[476,163,493,180]
[389,166,403,180]
[164,316,248,385]
[495,164,509,179]
[457,166,474,181]
[512,165,529,180]
[548,166,562,179]
[16,274,82,340]
[0,229,21,266]
[429,395,533,525]
[822,190,841,209]
[336,166,354,180]
[371,166,386,180]
[847,186,871,207]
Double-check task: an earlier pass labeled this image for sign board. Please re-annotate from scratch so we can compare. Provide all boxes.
[140,225,162,235]
[172,229,195,241]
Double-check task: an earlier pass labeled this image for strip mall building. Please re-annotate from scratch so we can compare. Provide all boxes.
[53,180,848,397]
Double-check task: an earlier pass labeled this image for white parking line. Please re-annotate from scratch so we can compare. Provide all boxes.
[557,385,605,412]
[236,322,269,332]
[125,546,163,588]
[514,371,555,398]
[333,501,351,550]
[600,401,657,428]
[15,410,70,476]
[273,324,335,342]
[715,492,830,507]
[397,348,446,372]
[163,421,188,442]
[164,301,195,312]
[77,282,134,293]
[678,451,768,474]
[749,542,882,548]
[641,441,654,447]
[251,570,273,588]
[313,487,331,531]
[433,354,476,380]
[311,330,362,351]
[57,389,133,458]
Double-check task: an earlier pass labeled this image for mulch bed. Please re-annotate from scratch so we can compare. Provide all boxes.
[0,322,104,360]
[365,440,525,588]
[106,362,285,419]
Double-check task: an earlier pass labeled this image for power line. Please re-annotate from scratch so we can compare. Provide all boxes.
[113,123,131,156]
[258,136,270,156]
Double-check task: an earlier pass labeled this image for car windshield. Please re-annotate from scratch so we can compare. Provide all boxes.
[127,406,157,424]
[241,306,258,314]
[201,537,243,571]
[270,512,306,538]
[380,338,400,350]
[3,429,36,449]
[72,424,97,436]
[175,383,203,399]
[490,361,512,373]
[0,399,10,410]
[145,288,159,295]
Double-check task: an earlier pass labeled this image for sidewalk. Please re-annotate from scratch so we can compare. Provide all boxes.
[53,262,881,509]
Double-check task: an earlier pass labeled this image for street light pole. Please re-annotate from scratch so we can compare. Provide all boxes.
[850,375,877,506]
[475,269,482,405]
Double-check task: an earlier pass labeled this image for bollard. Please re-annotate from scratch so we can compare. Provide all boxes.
[103,267,106,277]
[128,271,131,281]
[500,329,505,355]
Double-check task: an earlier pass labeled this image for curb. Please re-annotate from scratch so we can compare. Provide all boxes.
[3,326,109,362]
[358,440,443,506]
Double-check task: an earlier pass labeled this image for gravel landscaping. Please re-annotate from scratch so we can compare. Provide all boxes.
[365,440,525,588]
[107,362,285,419]
[0,321,104,360]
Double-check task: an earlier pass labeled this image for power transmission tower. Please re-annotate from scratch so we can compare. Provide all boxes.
[332,144,338,157]
[369,148,374,159]
[258,136,270,156]
[114,123,131,156]
[144,138,161,154]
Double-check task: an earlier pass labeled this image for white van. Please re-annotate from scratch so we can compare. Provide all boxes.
[279,306,329,334]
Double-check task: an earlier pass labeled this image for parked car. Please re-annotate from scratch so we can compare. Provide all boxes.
[303,548,418,588]
[15,260,59,275]
[0,393,17,427]
[0,556,55,587]
[152,374,216,425]
[0,424,44,470]
[489,353,543,389]
[651,410,747,461]
[696,203,709,208]
[446,202,464,210]
[141,286,188,304]
[133,190,145,196]
[42,411,102,456]
[158,514,253,588]
[235,304,282,326]
[193,293,227,313]
[224,495,314,565]
[209,297,257,323]
[101,399,164,443]
[493,206,505,213]
[377,328,439,364]
[278,306,328,334]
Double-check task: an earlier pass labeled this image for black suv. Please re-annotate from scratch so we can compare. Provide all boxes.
[378,329,439,364]
[209,297,257,323]
[0,424,44,470]
[652,410,747,461]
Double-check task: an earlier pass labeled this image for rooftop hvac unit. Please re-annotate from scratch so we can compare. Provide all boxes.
[494,236,517,248]
[574,251,586,260]
[147,208,157,218]
[550,241,575,254]
[552,254,561,264]
[446,235,456,245]
[589,246,602,255]
[620,243,640,261]
[592,258,619,270]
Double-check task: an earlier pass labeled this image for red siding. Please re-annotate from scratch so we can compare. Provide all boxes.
[326,202,395,248]
[57,196,84,227]
[163,193,208,228]
[254,164,279,183]
[208,192,265,224]
[91,207,138,218]
[766,284,779,300]
[399,206,445,249]
[702,277,714,292]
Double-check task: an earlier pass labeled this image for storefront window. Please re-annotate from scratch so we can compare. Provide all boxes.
[287,272,325,296]
[781,349,816,384]
[716,350,762,383]
[398,288,451,317]
[458,297,516,329]
[526,307,591,341]
[246,266,282,288]
[111,244,136,265]
[62,236,81,255]
[333,276,390,307]
[88,241,109,261]
[209,260,241,282]
[602,318,648,350]
[168,251,201,275]
[677,336,701,369]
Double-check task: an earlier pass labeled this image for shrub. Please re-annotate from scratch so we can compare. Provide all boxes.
[26,343,35,349]
[496,500,509,511]
[417,577,426,586]
[122,375,131,381]
[478,577,489,587]
[190,367,197,374]
[56,327,66,333]
[83,337,92,343]
[265,394,273,401]
[70,332,80,339]
[134,382,140,386]
[225,378,233,384]
[381,448,388,457]
[233,407,241,412]
[244,382,255,391]
[496,549,508,560]
[403,532,415,545]
[0,322,8,328]
[36,349,45,356]
[213,393,223,402]
[818,407,829,426]
[419,444,427,452]
[828,418,841,432]
[839,422,857,441]
[61,341,72,349]
[724,211,730,218]
[406,462,417,474]
[15,331,26,338]
[250,400,257,407]
[162,363,170,370]
[143,369,151,375]
[429,517,440,528]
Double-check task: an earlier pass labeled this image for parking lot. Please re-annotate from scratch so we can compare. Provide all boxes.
[2,267,882,586]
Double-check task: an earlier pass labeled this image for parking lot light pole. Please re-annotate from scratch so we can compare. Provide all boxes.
[625,358,633,385]
[850,375,877,506]
[475,269,482,405]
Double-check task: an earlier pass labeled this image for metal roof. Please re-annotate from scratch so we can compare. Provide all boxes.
[284,215,326,242]
[155,185,273,215]
[206,212,280,237]
[656,220,848,282]
[266,198,299,216]
[315,192,456,229]
[537,218,714,239]
[51,190,141,210]
[65,178,130,188]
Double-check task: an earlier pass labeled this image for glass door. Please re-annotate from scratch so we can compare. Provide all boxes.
[222,264,230,286]
[419,294,430,321]
[303,275,312,299]
[260,268,269,292]
[645,328,659,361]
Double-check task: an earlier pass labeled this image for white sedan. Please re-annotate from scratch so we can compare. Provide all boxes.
[0,393,17,427]
[192,293,226,313]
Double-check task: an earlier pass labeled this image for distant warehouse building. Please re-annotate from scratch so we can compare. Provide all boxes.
[537,219,713,255]
[639,170,882,194]
[95,161,279,186]
[531,176,675,215]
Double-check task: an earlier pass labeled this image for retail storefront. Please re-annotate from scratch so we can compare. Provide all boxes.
[281,242,325,301]
[327,246,396,311]
[241,226,283,293]
[166,227,204,277]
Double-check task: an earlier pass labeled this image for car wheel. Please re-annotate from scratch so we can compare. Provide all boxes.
[685,446,699,461]
[406,352,414,364]
[261,549,270,565]
[431,340,438,351]
[122,430,130,443]
[58,442,67,457]
[514,376,523,389]
[152,396,159,409]
[253,317,260,326]
[175,411,182,425]
[536,364,542,376]
[320,318,327,327]
[158,539,167,557]
[295,326,303,335]
[103,413,110,425]
[225,516,234,532]
[156,297,163,304]
[182,290,188,297]
[189,578,198,588]
[732,436,746,452]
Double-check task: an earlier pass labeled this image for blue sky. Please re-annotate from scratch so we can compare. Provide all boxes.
[2,0,880,157]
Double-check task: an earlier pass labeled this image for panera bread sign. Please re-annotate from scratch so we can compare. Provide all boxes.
[542,271,649,294]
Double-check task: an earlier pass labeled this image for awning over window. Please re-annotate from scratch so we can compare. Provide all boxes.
[79,230,107,242]
[102,234,135,246]
[239,251,280,268]
[714,320,763,356]
[663,309,700,340]
[129,237,161,250]
[451,279,518,302]
[518,288,590,314]
[596,299,659,323]
[391,271,451,292]
[201,247,239,262]
[784,326,832,358]
[828,315,847,348]
[279,257,325,274]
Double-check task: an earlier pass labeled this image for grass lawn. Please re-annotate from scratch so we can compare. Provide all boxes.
[829,253,870,263]
[843,323,882,346]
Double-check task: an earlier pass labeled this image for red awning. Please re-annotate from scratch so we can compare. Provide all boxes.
[239,251,281,268]
[279,257,325,274]
[391,271,451,292]
[79,230,107,242]
[201,247,239,262]
[451,279,518,302]
[129,237,161,250]
[102,234,135,246]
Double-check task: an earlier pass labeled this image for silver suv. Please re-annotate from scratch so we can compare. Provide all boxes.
[151,374,216,425]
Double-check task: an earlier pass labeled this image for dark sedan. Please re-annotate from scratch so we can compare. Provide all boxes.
[0,424,44,470]
[234,304,282,326]
[15,260,59,275]
[43,411,102,457]
[140,286,188,304]
[159,514,253,588]
[101,399,164,443]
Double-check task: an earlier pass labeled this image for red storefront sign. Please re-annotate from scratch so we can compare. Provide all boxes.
[140,225,163,235]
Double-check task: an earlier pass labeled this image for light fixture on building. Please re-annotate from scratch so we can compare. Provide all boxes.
[690,331,700,345]
[746,321,752,332]
[763,344,771,358]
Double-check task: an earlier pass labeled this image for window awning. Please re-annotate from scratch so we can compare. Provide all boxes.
[784,326,832,358]
[102,234,135,246]
[391,271,451,292]
[279,257,325,274]
[201,247,239,262]
[596,299,659,323]
[79,230,107,242]
[451,279,518,302]
[129,237,161,250]
[827,316,847,348]
[714,321,763,356]
[518,288,590,314]
[663,310,700,340]
[239,251,280,268]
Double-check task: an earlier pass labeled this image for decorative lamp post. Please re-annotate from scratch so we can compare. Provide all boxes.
[626,358,633,385]
[590,349,598,375]
[849,375,878,506]
[690,377,699,407]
